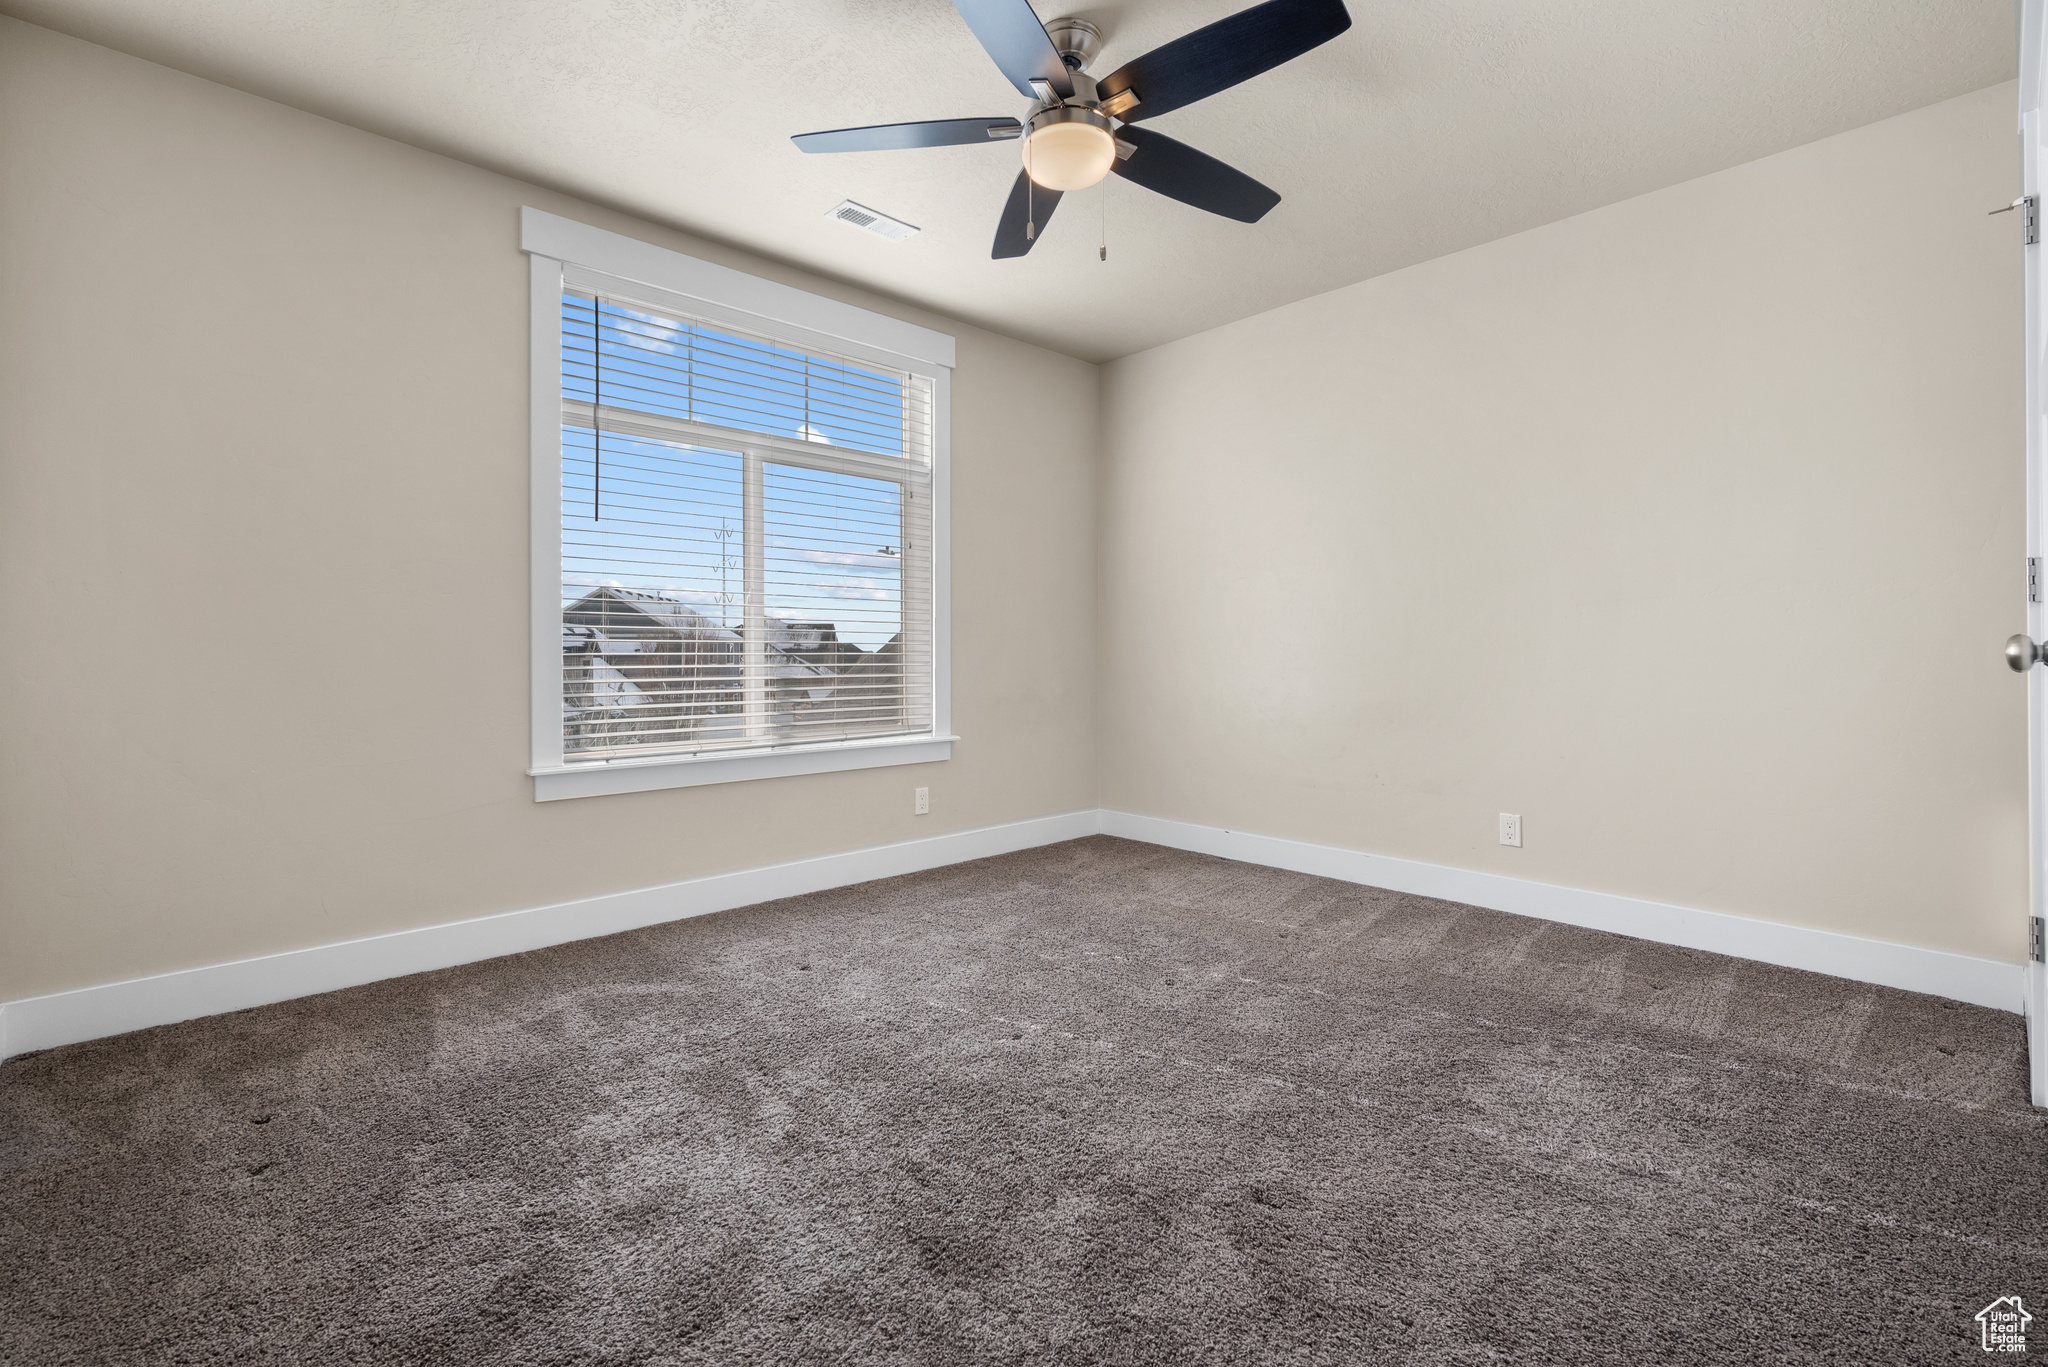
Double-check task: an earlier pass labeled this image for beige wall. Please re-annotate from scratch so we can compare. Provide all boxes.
[0,19,1099,1001]
[1099,82,2027,963]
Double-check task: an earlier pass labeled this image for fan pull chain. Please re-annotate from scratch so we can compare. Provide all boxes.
[1026,139,1035,240]
[1100,175,1107,261]
[591,295,603,520]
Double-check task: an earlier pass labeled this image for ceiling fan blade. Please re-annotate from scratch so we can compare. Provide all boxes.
[992,168,1063,258]
[792,118,1022,154]
[1096,0,1350,123]
[952,0,1075,101]
[1111,126,1280,223]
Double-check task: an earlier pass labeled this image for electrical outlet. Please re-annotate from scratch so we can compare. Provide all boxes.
[1499,813,1521,847]
[914,787,929,816]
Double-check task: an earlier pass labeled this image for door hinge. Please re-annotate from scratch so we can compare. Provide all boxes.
[2034,916,2044,964]
[1994,196,2040,245]
[2031,557,2041,604]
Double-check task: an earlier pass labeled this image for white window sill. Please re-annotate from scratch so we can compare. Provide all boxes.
[530,734,957,801]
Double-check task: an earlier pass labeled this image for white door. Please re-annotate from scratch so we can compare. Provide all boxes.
[2022,0,2047,1108]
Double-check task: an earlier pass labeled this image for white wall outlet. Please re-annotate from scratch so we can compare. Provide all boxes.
[914,787,929,816]
[1499,813,1521,847]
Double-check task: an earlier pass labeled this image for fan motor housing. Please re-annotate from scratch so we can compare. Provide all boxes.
[1025,104,1114,142]
[1028,67,1100,117]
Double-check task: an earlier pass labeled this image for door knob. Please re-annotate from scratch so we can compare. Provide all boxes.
[2009,634,2043,672]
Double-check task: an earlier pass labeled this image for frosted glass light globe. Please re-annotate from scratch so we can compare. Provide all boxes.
[1023,120,1116,192]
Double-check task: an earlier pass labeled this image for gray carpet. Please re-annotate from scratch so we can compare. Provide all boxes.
[2,836,2043,1365]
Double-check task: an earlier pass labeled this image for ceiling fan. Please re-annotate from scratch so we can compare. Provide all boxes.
[790,0,1352,258]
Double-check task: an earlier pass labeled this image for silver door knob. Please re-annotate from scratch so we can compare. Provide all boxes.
[2009,634,2042,672]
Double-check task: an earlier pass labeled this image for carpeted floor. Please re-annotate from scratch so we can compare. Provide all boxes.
[2,836,2043,1365]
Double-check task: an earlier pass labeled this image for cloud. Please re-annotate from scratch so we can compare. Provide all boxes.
[607,305,686,354]
[794,548,901,570]
[810,577,895,601]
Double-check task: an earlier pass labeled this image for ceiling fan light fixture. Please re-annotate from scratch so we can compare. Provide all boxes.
[1022,106,1116,191]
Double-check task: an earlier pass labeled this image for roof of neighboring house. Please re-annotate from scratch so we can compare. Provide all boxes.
[564,587,889,685]
[565,587,868,699]
[564,585,734,639]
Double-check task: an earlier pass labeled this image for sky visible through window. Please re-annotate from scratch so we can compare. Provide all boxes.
[560,293,908,652]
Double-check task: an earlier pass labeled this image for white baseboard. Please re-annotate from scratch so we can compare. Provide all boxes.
[3,805,2021,1062]
[0,808,1103,1061]
[1101,810,2024,1014]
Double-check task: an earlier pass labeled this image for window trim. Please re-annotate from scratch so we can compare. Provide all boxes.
[522,209,953,801]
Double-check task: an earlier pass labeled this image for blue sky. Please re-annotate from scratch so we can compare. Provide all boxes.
[561,294,909,652]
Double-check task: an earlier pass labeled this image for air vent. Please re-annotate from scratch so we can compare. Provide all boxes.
[827,200,919,242]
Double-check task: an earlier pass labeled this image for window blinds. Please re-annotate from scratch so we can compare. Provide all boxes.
[559,288,935,762]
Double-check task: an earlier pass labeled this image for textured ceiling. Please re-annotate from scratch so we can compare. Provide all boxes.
[1,0,2016,361]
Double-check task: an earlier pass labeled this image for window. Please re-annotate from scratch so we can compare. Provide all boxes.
[523,210,953,800]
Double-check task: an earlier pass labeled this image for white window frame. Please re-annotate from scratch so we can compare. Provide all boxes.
[522,208,954,801]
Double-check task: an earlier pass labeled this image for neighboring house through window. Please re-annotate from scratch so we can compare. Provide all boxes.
[523,209,953,800]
